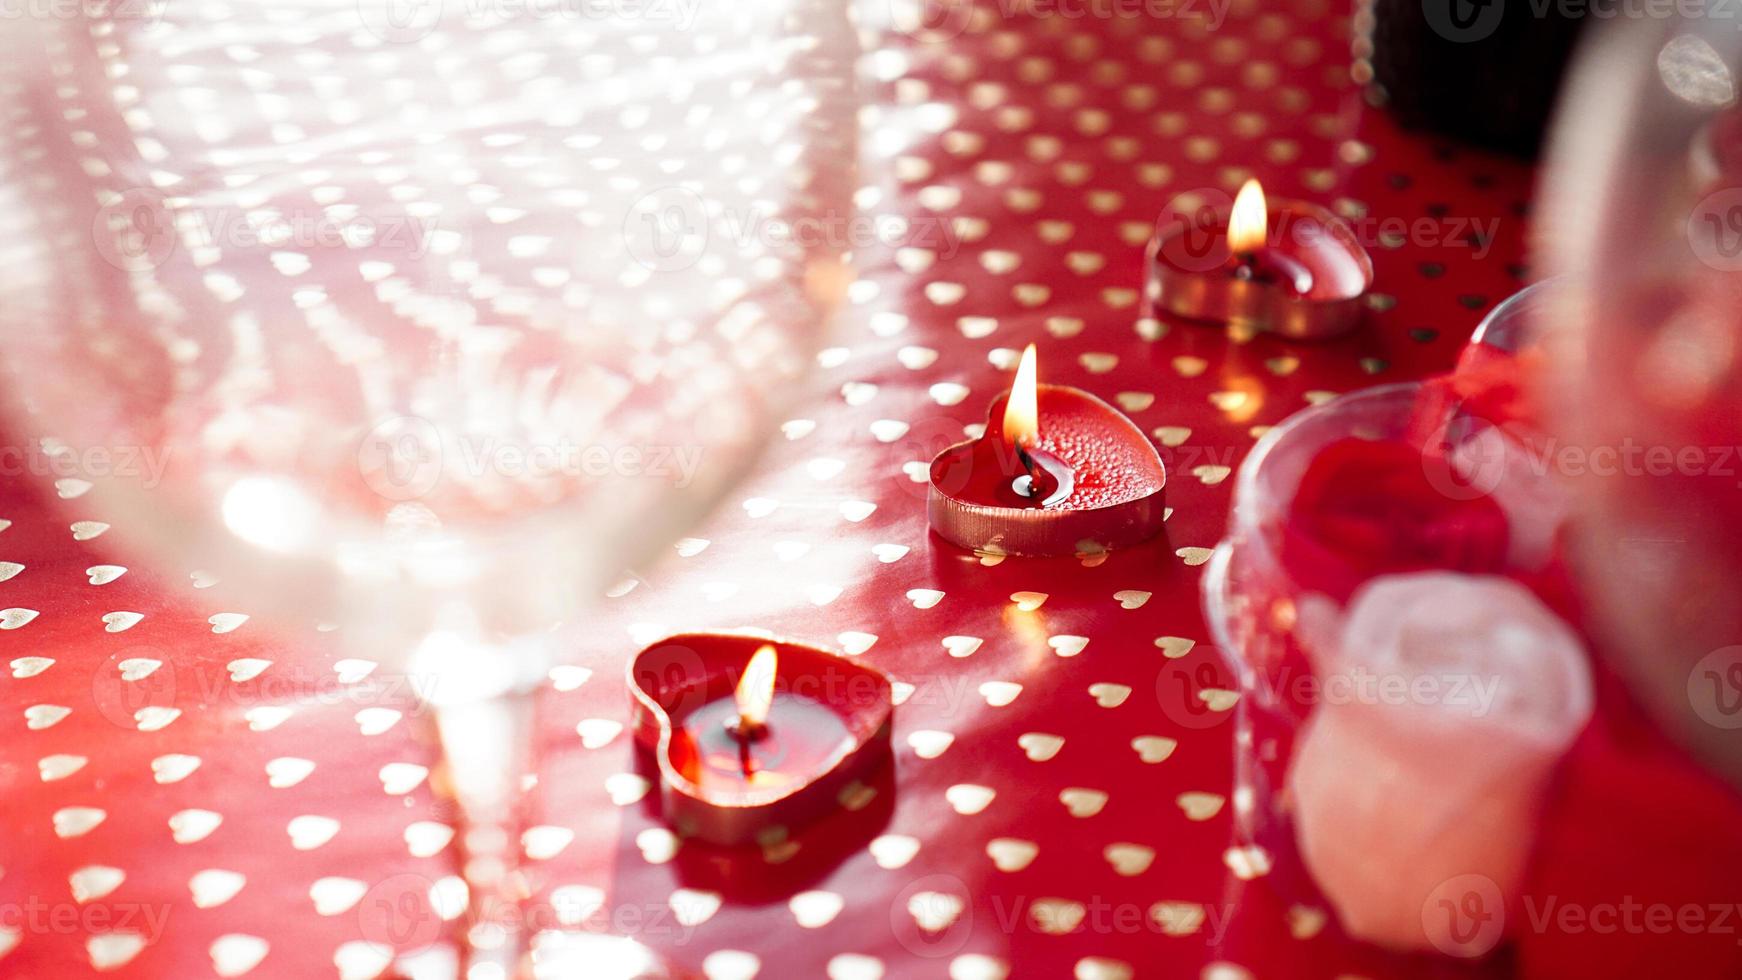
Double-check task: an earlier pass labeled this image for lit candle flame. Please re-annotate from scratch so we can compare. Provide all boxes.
[1003,343,1040,452]
[1228,178,1268,257]
[735,644,777,731]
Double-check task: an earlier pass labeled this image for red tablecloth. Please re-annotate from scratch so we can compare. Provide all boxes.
[0,1,1535,977]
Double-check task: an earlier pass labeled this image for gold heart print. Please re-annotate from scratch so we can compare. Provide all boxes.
[1131,736,1178,764]
[1059,787,1109,818]
[986,837,1039,872]
[1104,843,1156,876]
[1017,732,1065,762]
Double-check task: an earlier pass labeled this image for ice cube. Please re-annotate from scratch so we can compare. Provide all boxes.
[1289,572,1593,952]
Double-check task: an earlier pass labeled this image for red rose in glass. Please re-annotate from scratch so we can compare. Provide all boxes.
[1281,436,1511,602]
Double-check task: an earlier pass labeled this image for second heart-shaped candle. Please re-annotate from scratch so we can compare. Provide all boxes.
[928,345,1167,558]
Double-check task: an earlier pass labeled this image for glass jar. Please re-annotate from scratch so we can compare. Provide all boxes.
[1202,381,1428,905]
[1202,295,1574,945]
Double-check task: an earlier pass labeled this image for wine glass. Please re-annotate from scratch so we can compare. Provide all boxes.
[0,2,857,974]
[1539,13,1742,789]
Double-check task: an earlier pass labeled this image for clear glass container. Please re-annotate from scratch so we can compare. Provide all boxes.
[1202,382,1427,904]
[1203,327,1574,948]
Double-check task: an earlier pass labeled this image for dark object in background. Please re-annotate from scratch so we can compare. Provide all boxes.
[1358,0,1586,157]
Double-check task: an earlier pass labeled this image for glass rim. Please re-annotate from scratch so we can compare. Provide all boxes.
[1198,539,1243,680]
[1470,276,1565,353]
[1230,381,1425,534]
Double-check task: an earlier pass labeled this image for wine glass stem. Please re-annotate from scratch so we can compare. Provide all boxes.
[434,690,537,980]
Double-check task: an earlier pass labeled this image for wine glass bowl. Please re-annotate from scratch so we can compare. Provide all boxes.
[1541,15,1742,789]
[0,1,858,973]
[1,1,856,639]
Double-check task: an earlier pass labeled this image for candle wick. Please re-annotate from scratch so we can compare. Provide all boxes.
[1234,251,1257,280]
[1015,442,1041,495]
[728,714,767,775]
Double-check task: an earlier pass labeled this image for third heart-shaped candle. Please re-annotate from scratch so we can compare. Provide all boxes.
[1145,179,1373,340]
[628,632,894,845]
[927,345,1167,558]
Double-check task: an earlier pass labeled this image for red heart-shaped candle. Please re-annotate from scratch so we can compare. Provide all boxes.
[1145,179,1373,340]
[927,349,1166,557]
[628,632,894,845]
